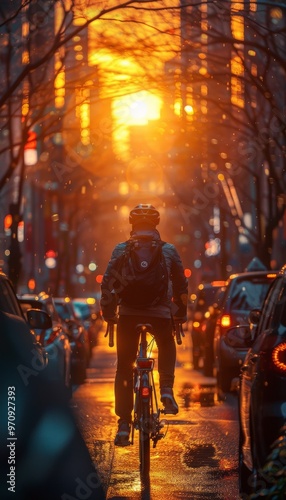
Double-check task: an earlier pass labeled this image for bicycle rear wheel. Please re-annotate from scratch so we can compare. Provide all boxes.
[139,397,151,478]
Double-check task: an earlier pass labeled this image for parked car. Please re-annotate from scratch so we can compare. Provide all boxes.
[200,286,226,376]
[54,297,90,384]
[189,281,226,370]
[213,269,277,393]
[0,273,50,369]
[237,264,286,496]
[0,272,106,500]
[72,297,103,350]
[18,291,72,399]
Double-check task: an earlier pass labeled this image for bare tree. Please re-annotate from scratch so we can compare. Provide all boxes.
[166,0,286,270]
[0,0,285,288]
[0,0,180,288]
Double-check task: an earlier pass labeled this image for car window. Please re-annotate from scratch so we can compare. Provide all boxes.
[229,278,273,311]
[0,279,23,317]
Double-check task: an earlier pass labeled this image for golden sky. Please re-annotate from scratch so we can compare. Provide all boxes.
[85,1,180,158]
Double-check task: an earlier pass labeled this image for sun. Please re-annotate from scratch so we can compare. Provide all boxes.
[129,99,148,123]
[113,91,162,126]
[112,90,162,159]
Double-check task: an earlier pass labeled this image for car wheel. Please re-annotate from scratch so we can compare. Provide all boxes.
[216,364,234,393]
[193,351,200,370]
[191,332,202,370]
[203,346,213,377]
[215,372,225,401]
[72,362,86,385]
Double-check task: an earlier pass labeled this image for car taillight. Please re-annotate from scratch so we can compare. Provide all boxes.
[221,315,231,328]
[272,343,286,374]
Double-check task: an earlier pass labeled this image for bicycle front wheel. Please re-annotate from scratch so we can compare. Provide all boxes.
[139,396,151,478]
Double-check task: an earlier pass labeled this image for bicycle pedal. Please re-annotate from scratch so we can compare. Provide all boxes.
[161,406,178,415]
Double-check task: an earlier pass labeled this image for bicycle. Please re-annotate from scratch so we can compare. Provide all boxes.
[105,320,184,479]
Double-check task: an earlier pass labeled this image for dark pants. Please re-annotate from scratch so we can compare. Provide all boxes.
[115,315,176,422]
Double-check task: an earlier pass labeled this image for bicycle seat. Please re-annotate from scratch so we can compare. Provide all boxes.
[136,323,154,334]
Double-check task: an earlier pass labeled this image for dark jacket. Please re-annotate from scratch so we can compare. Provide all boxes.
[101,228,188,320]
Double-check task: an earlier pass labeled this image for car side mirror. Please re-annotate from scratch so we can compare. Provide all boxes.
[224,325,252,348]
[26,308,52,330]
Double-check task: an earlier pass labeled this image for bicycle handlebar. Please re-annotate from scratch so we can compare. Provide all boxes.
[105,322,115,347]
[105,320,184,347]
[173,321,184,345]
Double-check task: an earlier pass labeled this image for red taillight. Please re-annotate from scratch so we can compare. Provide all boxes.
[272,343,286,374]
[221,315,231,328]
[141,387,150,397]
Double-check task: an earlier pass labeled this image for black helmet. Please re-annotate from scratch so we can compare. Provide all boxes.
[129,204,160,226]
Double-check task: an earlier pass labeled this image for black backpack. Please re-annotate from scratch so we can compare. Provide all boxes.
[114,237,168,308]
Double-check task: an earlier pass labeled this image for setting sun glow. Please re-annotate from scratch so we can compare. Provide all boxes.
[112,91,162,159]
[114,91,161,126]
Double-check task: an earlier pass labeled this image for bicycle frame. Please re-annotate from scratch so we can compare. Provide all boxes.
[131,323,166,478]
[105,320,183,480]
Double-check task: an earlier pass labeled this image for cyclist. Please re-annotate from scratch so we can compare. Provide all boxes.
[100,204,188,446]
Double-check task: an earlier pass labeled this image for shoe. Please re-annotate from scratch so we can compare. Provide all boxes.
[160,387,179,415]
[114,420,131,447]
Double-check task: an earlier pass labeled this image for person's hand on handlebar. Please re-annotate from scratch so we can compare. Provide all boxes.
[102,313,118,324]
[173,315,187,324]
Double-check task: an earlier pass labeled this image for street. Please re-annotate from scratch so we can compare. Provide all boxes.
[71,326,240,499]
[1,2,285,499]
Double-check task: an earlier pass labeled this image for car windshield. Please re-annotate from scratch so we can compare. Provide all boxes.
[230,278,272,311]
